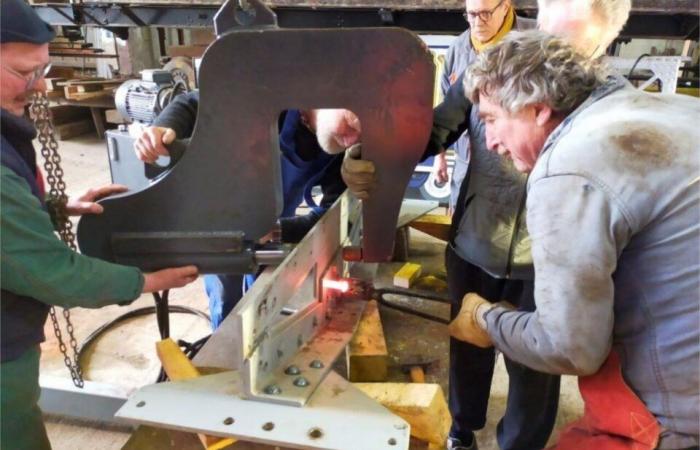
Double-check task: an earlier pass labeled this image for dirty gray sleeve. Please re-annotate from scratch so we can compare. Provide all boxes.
[484,174,631,375]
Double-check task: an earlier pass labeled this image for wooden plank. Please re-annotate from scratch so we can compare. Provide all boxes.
[60,78,126,86]
[64,84,102,98]
[353,382,451,447]
[46,66,74,79]
[409,214,451,242]
[46,90,65,100]
[54,119,94,140]
[65,89,115,101]
[346,299,388,382]
[156,339,237,450]
[167,45,209,58]
[45,77,67,91]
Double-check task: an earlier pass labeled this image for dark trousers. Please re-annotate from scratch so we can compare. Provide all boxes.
[446,246,560,450]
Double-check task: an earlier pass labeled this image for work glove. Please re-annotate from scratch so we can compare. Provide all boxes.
[448,293,509,348]
[341,143,376,200]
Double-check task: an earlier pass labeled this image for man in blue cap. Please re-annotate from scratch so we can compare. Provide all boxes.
[1,2,200,448]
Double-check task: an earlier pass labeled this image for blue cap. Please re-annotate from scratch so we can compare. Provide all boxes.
[1,0,55,44]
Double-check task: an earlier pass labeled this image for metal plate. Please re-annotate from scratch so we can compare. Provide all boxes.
[116,370,410,450]
[77,19,434,269]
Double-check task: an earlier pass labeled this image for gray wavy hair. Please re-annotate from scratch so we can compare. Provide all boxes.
[538,0,631,51]
[463,30,607,114]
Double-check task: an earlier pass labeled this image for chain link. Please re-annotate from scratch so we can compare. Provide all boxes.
[29,92,84,388]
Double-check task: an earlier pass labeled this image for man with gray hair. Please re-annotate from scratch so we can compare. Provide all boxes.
[336,1,630,449]
[452,29,699,449]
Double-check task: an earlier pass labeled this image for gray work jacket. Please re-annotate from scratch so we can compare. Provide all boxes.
[485,78,700,449]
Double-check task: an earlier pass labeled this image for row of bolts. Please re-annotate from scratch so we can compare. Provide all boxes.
[264,359,325,395]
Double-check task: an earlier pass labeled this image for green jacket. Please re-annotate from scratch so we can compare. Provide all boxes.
[1,111,144,362]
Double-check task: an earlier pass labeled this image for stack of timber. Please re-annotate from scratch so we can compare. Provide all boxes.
[57,78,125,101]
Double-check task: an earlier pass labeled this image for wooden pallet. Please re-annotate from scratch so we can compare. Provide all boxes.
[58,78,125,100]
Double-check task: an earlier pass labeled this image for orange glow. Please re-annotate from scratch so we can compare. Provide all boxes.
[323,278,350,293]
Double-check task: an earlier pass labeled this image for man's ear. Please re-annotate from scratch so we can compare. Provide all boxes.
[533,103,553,127]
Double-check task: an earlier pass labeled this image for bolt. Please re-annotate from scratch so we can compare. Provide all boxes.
[309,360,324,369]
[264,384,281,395]
[284,365,300,375]
[293,376,310,387]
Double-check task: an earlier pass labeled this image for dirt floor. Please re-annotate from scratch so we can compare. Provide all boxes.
[41,134,583,450]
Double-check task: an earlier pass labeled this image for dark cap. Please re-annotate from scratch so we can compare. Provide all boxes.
[1,0,55,45]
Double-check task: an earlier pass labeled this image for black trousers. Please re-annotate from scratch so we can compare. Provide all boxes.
[446,245,560,450]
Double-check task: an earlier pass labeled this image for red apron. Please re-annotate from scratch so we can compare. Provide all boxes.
[552,350,660,450]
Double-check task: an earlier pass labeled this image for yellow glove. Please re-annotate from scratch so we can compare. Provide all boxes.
[341,143,376,200]
[448,293,495,348]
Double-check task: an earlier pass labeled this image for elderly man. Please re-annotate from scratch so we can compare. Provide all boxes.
[456,29,699,450]
[333,1,631,449]
[432,0,533,213]
[1,2,199,449]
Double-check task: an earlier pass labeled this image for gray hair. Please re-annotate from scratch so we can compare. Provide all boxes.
[463,30,607,114]
[538,0,631,50]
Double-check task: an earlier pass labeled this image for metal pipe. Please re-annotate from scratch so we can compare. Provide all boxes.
[253,249,288,266]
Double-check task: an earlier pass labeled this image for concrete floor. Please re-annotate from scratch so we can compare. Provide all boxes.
[41,133,583,450]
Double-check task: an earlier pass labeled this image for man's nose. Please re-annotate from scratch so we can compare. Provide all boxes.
[485,131,499,151]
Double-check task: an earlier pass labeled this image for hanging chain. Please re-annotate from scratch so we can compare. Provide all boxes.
[29,92,84,388]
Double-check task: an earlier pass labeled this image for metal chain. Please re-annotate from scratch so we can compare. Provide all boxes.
[29,92,84,388]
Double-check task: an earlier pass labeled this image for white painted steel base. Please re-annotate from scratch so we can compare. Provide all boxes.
[116,371,410,450]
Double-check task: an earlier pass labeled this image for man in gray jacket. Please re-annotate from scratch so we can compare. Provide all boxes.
[457,30,699,450]
[335,1,631,449]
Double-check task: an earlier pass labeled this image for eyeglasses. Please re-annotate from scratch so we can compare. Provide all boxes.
[463,0,506,23]
[2,63,52,91]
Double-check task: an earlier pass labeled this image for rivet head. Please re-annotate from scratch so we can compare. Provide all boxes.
[264,384,281,395]
[293,376,310,387]
[284,365,301,375]
[309,360,324,369]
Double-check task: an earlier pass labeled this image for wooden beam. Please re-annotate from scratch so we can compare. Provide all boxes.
[409,214,451,242]
[353,382,451,447]
[393,262,422,289]
[346,300,388,382]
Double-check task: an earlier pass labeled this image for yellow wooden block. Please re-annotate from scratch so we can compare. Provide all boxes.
[156,339,237,450]
[156,338,201,381]
[346,300,388,382]
[354,382,451,447]
[409,214,451,242]
[393,262,422,288]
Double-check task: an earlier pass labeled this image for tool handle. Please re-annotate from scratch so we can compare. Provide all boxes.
[410,366,426,383]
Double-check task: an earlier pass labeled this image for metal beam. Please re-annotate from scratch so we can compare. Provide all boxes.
[32,2,700,36]
[39,375,128,424]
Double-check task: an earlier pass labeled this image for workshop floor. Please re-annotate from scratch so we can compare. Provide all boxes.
[41,134,583,450]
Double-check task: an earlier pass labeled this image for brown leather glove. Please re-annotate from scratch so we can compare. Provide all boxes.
[341,143,376,200]
[448,293,497,348]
